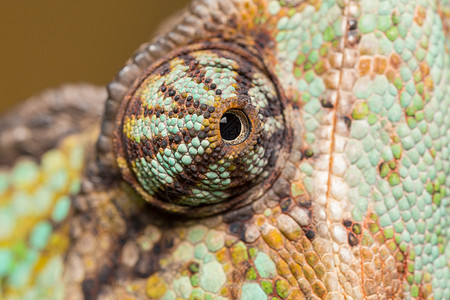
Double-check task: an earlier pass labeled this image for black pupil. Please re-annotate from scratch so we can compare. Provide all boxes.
[220,113,242,141]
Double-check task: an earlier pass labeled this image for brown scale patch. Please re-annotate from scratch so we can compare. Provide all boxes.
[358,52,406,83]
[414,6,427,26]
[389,53,402,69]
[373,57,387,74]
[386,69,397,83]
[359,212,406,298]
[358,58,371,76]
[419,61,430,77]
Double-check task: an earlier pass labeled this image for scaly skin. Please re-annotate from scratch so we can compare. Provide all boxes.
[0,0,449,299]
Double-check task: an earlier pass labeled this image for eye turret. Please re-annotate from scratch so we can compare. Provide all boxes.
[114,44,289,215]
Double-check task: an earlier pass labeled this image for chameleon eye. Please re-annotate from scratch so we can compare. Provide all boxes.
[113,43,290,215]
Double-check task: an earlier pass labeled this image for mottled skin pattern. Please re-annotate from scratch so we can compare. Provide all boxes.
[0,0,449,299]
[116,47,286,209]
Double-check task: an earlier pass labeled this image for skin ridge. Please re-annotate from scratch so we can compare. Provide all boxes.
[325,1,354,296]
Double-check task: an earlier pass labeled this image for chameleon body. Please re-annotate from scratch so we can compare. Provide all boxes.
[0,0,449,299]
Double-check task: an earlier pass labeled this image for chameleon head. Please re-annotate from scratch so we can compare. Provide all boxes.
[113,44,290,215]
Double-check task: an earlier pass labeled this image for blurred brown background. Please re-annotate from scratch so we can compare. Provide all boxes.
[0,0,190,113]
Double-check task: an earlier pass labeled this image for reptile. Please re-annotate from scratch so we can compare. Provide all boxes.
[0,0,449,299]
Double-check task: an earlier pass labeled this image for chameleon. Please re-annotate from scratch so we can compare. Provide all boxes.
[0,0,449,299]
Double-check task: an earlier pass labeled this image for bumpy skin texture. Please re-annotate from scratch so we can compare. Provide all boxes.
[0,0,449,299]
[116,47,286,209]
